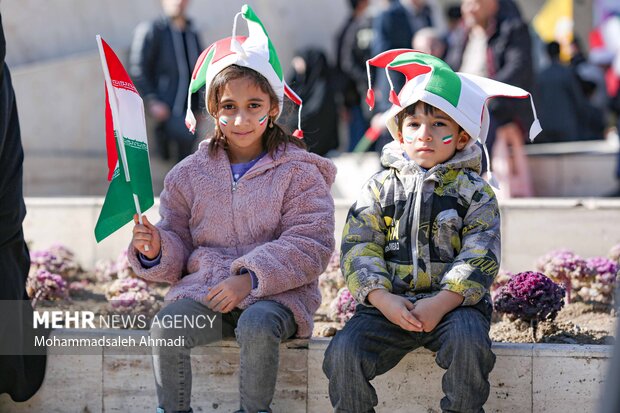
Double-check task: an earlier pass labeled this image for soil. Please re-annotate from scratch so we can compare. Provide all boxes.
[57,278,616,345]
[312,301,617,345]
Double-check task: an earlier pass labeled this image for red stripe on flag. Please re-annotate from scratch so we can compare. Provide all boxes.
[101,38,138,94]
[191,44,214,81]
[104,86,118,181]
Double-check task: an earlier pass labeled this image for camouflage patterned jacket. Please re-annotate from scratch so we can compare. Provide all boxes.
[341,141,500,308]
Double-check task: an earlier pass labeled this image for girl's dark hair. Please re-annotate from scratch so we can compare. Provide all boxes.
[206,65,306,156]
[395,101,464,133]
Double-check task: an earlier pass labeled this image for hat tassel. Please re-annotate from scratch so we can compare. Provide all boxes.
[185,94,196,134]
[385,66,401,107]
[365,60,375,110]
[292,102,304,138]
[284,82,304,139]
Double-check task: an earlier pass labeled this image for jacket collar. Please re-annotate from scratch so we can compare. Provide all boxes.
[380,140,482,177]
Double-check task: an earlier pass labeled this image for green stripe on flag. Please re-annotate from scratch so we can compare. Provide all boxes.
[95,138,153,242]
[390,53,461,107]
[190,48,215,94]
[242,5,282,80]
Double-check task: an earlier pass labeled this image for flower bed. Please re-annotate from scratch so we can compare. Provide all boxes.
[24,244,618,344]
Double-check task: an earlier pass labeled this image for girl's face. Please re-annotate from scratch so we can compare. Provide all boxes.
[398,105,469,169]
[217,77,278,163]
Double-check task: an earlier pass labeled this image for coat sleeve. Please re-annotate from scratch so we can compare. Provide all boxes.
[440,182,501,306]
[340,175,393,305]
[128,167,194,283]
[230,162,335,297]
[128,21,160,102]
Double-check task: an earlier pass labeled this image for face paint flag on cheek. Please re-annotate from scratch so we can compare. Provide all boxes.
[403,135,415,143]
[258,115,268,126]
[219,116,229,126]
[442,134,453,144]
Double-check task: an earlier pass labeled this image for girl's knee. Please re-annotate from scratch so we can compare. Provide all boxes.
[149,299,200,341]
[236,301,294,343]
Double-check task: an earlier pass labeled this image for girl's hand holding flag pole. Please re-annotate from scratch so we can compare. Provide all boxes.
[94,35,154,247]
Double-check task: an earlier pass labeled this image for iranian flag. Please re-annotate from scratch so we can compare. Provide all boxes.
[94,36,153,243]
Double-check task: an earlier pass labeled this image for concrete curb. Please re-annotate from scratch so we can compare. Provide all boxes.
[0,329,612,413]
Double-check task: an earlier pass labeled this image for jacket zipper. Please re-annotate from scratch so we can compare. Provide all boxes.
[411,172,425,284]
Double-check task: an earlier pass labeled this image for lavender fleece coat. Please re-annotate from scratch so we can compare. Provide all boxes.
[128,141,336,338]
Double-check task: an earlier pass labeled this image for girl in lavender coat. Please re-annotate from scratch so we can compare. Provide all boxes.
[128,6,336,413]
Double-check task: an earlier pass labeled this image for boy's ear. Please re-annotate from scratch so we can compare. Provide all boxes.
[396,130,404,144]
[456,131,470,150]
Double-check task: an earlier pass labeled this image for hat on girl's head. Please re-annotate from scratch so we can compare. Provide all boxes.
[365,49,542,187]
[185,4,304,138]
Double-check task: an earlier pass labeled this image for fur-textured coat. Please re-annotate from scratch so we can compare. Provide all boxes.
[128,141,337,337]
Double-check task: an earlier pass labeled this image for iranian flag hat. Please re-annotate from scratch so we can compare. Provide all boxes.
[366,49,542,184]
[185,4,303,138]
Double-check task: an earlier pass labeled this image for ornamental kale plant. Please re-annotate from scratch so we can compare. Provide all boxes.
[490,270,514,302]
[30,244,81,279]
[319,250,345,305]
[536,249,587,304]
[494,271,565,341]
[329,287,357,326]
[577,257,619,305]
[93,250,138,283]
[93,258,117,283]
[609,244,620,264]
[115,250,138,279]
[105,277,156,315]
[26,268,69,307]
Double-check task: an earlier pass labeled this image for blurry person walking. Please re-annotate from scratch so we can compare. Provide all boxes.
[129,0,202,163]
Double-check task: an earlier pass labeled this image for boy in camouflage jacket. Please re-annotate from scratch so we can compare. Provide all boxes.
[324,50,541,412]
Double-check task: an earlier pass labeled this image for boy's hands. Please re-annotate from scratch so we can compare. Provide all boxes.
[410,291,464,332]
[204,274,252,313]
[131,214,161,259]
[368,289,423,332]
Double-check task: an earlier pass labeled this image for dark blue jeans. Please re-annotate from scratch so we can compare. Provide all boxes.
[323,304,495,413]
[151,299,297,413]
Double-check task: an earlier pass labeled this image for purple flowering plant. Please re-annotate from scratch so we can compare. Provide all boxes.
[490,270,514,302]
[319,250,346,308]
[536,249,587,304]
[494,271,565,341]
[26,268,69,307]
[105,277,155,314]
[30,244,81,280]
[329,287,357,326]
[609,244,620,264]
[577,257,619,304]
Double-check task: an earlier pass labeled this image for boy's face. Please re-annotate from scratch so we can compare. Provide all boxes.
[397,105,470,169]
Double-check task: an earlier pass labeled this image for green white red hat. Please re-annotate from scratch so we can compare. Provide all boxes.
[366,49,542,184]
[185,4,303,138]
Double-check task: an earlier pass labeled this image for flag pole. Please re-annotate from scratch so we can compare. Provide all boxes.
[96,36,147,249]
[96,35,132,184]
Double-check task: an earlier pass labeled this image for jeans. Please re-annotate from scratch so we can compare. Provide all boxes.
[323,304,496,413]
[151,298,297,413]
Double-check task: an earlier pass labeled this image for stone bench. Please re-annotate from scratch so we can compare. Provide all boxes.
[0,329,611,413]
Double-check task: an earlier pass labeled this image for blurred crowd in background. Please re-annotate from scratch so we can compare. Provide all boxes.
[129,0,620,196]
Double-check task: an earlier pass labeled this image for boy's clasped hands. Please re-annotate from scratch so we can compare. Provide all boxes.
[131,214,252,313]
[368,289,464,332]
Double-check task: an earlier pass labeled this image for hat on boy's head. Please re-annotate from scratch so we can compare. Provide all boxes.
[365,49,542,186]
[184,4,304,138]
